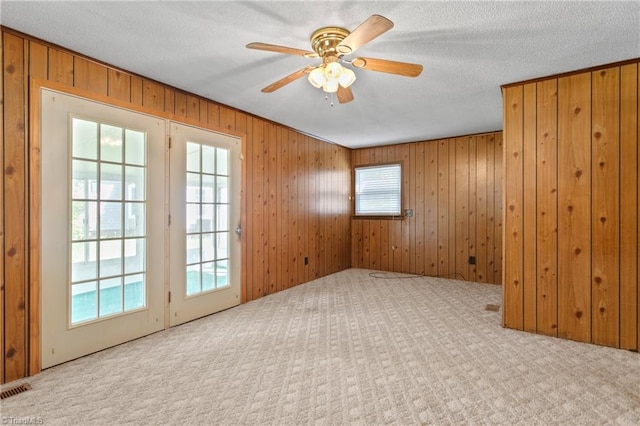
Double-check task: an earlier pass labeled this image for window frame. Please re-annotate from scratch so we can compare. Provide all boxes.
[352,161,404,219]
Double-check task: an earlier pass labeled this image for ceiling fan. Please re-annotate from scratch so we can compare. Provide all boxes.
[246,15,423,104]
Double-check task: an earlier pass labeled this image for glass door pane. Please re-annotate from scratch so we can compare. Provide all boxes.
[184,142,230,296]
[70,118,148,325]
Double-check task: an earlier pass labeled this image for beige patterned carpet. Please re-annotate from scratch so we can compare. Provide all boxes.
[2,268,639,425]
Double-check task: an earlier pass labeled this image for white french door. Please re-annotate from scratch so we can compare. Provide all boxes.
[168,122,242,326]
[40,89,166,368]
[40,90,242,369]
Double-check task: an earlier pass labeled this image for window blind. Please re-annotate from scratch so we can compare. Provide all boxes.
[355,163,401,215]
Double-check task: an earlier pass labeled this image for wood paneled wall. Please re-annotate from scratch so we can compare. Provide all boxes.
[351,133,503,284]
[502,60,639,350]
[1,28,351,383]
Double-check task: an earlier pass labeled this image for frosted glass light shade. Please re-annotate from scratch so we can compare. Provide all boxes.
[323,79,339,93]
[338,68,356,88]
[325,62,343,79]
[308,67,326,88]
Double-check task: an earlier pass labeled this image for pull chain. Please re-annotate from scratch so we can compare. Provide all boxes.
[324,92,335,107]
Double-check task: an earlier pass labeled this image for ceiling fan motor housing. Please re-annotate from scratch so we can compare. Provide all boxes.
[310,27,351,58]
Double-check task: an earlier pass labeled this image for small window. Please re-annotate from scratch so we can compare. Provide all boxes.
[354,163,402,216]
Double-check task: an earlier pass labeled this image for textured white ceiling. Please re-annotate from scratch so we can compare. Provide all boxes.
[2,1,639,148]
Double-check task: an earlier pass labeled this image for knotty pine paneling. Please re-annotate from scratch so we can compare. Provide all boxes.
[1,28,351,383]
[557,73,592,343]
[535,79,558,336]
[0,31,6,383]
[502,59,639,351]
[619,63,637,350]
[503,85,525,329]
[591,67,620,348]
[351,132,503,285]
[522,83,537,333]
[3,32,28,383]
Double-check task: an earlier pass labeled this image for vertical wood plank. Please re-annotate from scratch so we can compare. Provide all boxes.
[276,126,284,291]
[369,218,379,270]
[448,138,457,277]
[107,69,131,102]
[485,134,496,284]
[186,95,199,121]
[174,92,187,118]
[329,145,337,272]
[425,141,439,277]
[468,136,477,282]
[164,88,175,115]
[494,133,504,285]
[382,147,392,271]
[0,31,4,382]
[400,144,411,273]
[252,118,266,297]
[208,104,221,129]
[261,123,271,292]
[437,139,449,276]
[288,131,299,286]
[414,142,426,275]
[48,48,73,85]
[557,73,592,342]
[28,43,43,375]
[536,79,559,336]
[619,63,638,350]
[220,107,236,132]
[318,142,326,276]
[455,137,469,280]
[637,65,640,352]
[522,83,538,331]
[408,143,418,273]
[591,67,620,347]
[143,80,164,111]
[378,220,389,271]
[244,113,254,300]
[306,137,316,280]
[267,123,278,293]
[350,151,359,268]
[28,41,48,80]
[73,57,108,95]
[297,134,306,284]
[321,141,328,274]
[388,146,402,272]
[3,32,27,382]
[130,76,143,106]
[199,100,208,125]
[475,135,488,283]
[503,86,525,329]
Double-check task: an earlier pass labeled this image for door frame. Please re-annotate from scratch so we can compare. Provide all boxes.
[28,79,246,375]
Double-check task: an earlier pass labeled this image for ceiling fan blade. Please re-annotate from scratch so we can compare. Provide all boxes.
[337,85,354,104]
[261,67,315,93]
[351,57,423,77]
[246,42,318,58]
[336,15,394,55]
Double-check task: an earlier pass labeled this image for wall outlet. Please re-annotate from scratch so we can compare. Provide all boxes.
[304,256,309,265]
[468,256,476,265]
[405,209,413,217]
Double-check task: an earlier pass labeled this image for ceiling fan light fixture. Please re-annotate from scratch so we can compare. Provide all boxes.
[248,15,423,104]
[323,79,339,93]
[308,66,326,88]
[325,61,343,79]
[338,68,356,88]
